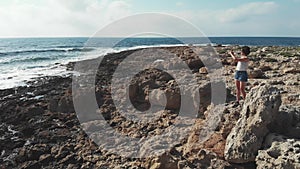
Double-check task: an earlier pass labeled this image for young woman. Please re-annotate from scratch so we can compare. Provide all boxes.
[229,46,250,104]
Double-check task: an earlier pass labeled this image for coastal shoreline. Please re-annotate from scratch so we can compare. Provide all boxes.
[0,45,299,168]
[1,36,300,90]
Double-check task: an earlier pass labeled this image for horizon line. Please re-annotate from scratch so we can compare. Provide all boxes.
[0,36,300,39]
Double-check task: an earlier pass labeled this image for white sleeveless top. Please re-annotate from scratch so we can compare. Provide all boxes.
[236,61,248,71]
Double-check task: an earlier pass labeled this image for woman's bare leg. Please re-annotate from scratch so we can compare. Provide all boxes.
[240,82,246,100]
[235,80,241,102]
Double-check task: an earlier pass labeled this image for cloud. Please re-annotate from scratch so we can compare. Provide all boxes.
[219,1,278,23]
[93,13,209,37]
[105,1,131,21]
[169,2,283,36]
[0,0,132,37]
[0,0,297,37]
[176,2,184,7]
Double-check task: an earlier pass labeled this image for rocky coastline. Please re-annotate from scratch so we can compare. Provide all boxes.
[0,45,299,169]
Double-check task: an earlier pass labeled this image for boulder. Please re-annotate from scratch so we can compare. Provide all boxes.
[165,60,186,70]
[25,106,44,117]
[57,95,74,113]
[224,84,282,163]
[264,58,277,62]
[48,99,58,112]
[148,81,214,119]
[128,82,139,99]
[268,106,300,139]
[221,58,231,65]
[261,47,269,52]
[199,67,208,74]
[146,153,178,169]
[256,133,300,169]
[283,67,300,74]
[285,94,300,104]
[186,59,204,70]
[259,65,272,71]
[183,104,225,157]
[249,68,265,79]
[149,88,180,110]
[195,149,228,169]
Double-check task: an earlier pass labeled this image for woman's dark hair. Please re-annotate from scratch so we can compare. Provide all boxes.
[242,46,250,56]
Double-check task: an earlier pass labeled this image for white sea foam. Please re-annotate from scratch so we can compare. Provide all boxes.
[0,47,121,89]
[0,44,206,90]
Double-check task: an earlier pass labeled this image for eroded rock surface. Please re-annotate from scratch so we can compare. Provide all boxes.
[256,133,300,169]
[0,45,299,168]
[224,84,282,163]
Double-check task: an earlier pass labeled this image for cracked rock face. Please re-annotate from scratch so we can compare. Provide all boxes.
[269,105,300,139]
[256,133,300,169]
[1,46,299,168]
[224,84,282,163]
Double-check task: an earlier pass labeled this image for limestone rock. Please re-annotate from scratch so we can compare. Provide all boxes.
[286,94,300,104]
[48,99,58,112]
[183,105,225,157]
[128,82,139,99]
[195,149,227,169]
[186,59,204,70]
[256,133,300,169]
[149,81,212,113]
[283,67,300,74]
[224,84,282,163]
[57,95,74,113]
[149,88,180,110]
[25,106,44,117]
[249,68,265,79]
[199,67,208,74]
[269,105,300,139]
[2,45,300,169]
[57,89,74,113]
[165,60,187,70]
[259,65,272,71]
[147,153,178,169]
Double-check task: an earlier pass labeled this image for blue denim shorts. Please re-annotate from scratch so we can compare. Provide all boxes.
[235,71,248,82]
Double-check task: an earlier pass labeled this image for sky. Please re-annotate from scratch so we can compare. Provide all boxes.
[0,0,299,37]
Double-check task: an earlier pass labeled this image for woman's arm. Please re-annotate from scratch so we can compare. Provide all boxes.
[235,57,249,62]
[228,50,236,60]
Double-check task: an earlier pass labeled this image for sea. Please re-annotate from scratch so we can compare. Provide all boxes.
[0,37,299,89]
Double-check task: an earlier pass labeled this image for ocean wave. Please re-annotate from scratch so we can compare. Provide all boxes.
[26,65,48,69]
[0,47,95,57]
[1,56,55,65]
[55,45,84,48]
[0,52,7,56]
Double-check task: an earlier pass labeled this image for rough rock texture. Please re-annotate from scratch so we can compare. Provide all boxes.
[269,105,300,139]
[249,68,265,79]
[199,67,208,74]
[256,133,300,169]
[146,152,178,169]
[224,84,282,163]
[149,88,181,110]
[0,45,299,168]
